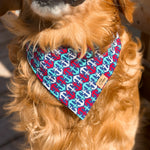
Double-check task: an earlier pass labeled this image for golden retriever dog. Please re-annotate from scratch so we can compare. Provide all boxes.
[0,0,142,149]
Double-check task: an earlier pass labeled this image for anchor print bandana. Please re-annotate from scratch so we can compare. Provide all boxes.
[26,34,121,120]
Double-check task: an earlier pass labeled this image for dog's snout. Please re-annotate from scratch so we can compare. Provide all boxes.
[31,0,86,17]
[34,0,62,7]
[34,0,85,7]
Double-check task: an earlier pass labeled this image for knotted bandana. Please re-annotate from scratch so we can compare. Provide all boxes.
[26,34,121,120]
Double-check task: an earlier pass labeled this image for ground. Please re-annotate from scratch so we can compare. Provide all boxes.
[0,21,25,150]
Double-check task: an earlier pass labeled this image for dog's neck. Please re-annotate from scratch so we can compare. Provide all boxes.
[7,0,121,56]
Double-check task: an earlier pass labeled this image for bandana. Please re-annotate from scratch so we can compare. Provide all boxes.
[26,34,121,120]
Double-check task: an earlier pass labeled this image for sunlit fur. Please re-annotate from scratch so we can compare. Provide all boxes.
[1,0,143,149]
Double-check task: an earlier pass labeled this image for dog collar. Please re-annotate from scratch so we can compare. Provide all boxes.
[26,34,121,120]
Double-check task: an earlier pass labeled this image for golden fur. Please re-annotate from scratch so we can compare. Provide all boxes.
[1,0,143,149]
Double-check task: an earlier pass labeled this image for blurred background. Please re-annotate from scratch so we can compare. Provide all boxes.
[0,0,150,149]
[0,16,25,150]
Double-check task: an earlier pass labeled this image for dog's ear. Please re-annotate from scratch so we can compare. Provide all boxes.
[114,0,135,23]
[0,0,22,16]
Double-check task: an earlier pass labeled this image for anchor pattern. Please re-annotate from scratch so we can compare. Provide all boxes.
[26,34,121,120]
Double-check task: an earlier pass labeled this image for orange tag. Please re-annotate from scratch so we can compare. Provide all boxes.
[96,74,108,89]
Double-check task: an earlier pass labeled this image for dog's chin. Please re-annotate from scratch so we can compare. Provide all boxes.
[31,1,71,19]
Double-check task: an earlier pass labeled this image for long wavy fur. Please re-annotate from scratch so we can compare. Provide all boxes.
[3,0,143,149]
